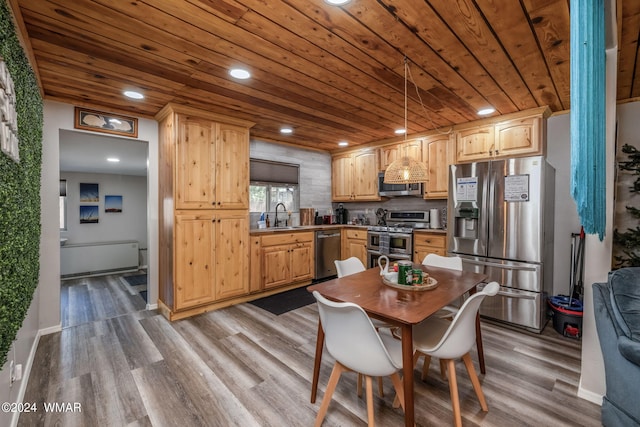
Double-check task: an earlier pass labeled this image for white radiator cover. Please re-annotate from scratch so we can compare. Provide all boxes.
[60,240,139,278]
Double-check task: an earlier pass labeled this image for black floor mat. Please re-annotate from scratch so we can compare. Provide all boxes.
[124,274,147,286]
[248,287,315,315]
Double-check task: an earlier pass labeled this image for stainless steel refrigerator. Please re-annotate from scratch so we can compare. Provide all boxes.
[447,156,555,332]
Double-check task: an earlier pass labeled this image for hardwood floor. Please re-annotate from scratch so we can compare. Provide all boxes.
[19,275,601,426]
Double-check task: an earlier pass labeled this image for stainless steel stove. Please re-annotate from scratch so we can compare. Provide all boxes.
[366,211,429,268]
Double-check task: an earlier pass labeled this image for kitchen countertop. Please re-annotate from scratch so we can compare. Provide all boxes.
[250,224,447,235]
[250,224,367,235]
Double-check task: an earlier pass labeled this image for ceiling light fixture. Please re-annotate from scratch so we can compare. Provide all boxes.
[384,56,428,185]
[477,107,496,115]
[280,127,293,134]
[338,141,349,147]
[324,0,351,5]
[107,157,120,163]
[229,68,251,79]
[394,128,406,135]
[123,90,144,99]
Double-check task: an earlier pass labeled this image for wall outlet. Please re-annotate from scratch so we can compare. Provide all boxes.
[14,364,22,381]
[9,360,14,386]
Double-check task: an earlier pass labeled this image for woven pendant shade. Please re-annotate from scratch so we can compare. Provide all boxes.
[383,156,428,184]
[383,56,428,184]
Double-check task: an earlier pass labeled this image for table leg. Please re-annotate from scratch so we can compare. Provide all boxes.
[311,319,325,403]
[401,324,414,427]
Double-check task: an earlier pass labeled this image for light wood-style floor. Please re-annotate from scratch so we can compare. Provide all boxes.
[19,274,601,426]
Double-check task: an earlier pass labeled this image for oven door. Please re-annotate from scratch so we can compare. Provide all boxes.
[368,250,411,269]
[367,231,380,251]
[388,232,412,255]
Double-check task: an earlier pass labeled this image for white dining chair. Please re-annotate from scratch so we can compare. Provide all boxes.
[422,253,464,320]
[412,282,499,427]
[312,291,405,427]
[334,257,391,397]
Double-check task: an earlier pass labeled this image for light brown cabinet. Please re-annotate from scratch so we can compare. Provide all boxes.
[413,231,447,264]
[379,139,423,171]
[175,116,249,210]
[332,149,380,201]
[174,210,249,310]
[259,232,315,289]
[156,103,254,320]
[341,228,368,267]
[455,108,548,163]
[422,134,454,199]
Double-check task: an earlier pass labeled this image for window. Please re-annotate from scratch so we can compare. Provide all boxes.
[59,179,67,230]
[249,159,300,214]
[250,182,299,213]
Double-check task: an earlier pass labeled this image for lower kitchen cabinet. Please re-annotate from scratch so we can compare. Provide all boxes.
[259,231,315,289]
[173,210,249,311]
[413,231,447,264]
[341,228,368,267]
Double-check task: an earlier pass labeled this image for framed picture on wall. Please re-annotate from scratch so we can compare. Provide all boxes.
[79,205,99,224]
[105,195,122,213]
[79,183,99,202]
[74,107,138,138]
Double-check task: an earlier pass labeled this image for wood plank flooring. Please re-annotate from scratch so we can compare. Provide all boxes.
[19,275,601,426]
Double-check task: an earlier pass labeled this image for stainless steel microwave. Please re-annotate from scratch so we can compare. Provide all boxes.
[378,172,423,197]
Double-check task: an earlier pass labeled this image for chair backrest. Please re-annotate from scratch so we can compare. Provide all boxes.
[422,253,463,271]
[426,282,500,359]
[313,291,401,376]
[335,257,366,278]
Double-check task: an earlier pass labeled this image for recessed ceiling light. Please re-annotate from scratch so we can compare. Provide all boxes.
[123,90,144,99]
[394,128,406,135]
[325,0,351,5]
[477,107,496,115]
[229,68,251,79]
[280,127,293,134]
[338,141,349,147]
[107,157,120,163]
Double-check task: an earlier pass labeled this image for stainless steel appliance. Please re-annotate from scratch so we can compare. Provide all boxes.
[315,229,341,280]
[366,211,429,268]
[378,172,422,197]
[448,156,555,332]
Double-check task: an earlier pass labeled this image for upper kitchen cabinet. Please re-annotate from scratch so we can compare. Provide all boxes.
[422,133,455,199]
[379,139,423,171]
[455,106,550,163]
[332,148,380,201]
[173,114,249,210]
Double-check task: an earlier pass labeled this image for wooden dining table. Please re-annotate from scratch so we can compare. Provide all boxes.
[307,264,488,427]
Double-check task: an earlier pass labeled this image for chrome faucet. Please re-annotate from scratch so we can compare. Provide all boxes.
[274,203,286,227]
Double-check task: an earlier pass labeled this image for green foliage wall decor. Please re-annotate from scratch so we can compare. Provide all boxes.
[614,144,640,267]
[0,0,44,367]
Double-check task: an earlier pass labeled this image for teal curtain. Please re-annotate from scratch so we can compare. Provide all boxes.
[570,0,606,240]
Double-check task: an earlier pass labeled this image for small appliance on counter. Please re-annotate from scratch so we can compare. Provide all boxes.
[336,203,349,224]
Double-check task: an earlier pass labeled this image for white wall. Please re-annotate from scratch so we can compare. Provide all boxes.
[60,172,147,265]
[0,100,159,426]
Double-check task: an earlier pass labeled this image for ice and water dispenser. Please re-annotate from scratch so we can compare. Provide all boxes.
[453,207,479,239]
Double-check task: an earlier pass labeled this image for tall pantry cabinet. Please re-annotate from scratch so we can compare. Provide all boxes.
[156,104,254,320]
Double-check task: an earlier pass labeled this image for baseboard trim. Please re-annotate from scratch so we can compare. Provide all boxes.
[578,379,604,406]
[146,303,158,310]
[11,323,60,427]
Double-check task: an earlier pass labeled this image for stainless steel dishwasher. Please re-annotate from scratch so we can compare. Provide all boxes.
[315,229,341,280]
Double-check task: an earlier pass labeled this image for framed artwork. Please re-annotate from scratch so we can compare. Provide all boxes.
[79,205,99,224]
[79,183,99,202]
[74,107,138,138]
[105,195,122,213]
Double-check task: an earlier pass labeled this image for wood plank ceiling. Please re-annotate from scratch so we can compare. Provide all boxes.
[9,0,640,151]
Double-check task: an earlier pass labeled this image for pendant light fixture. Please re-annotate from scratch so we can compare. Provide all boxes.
[383,57,428,184]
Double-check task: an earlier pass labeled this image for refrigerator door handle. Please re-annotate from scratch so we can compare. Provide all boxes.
[477,283,537,300]
[462,258,537,272]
